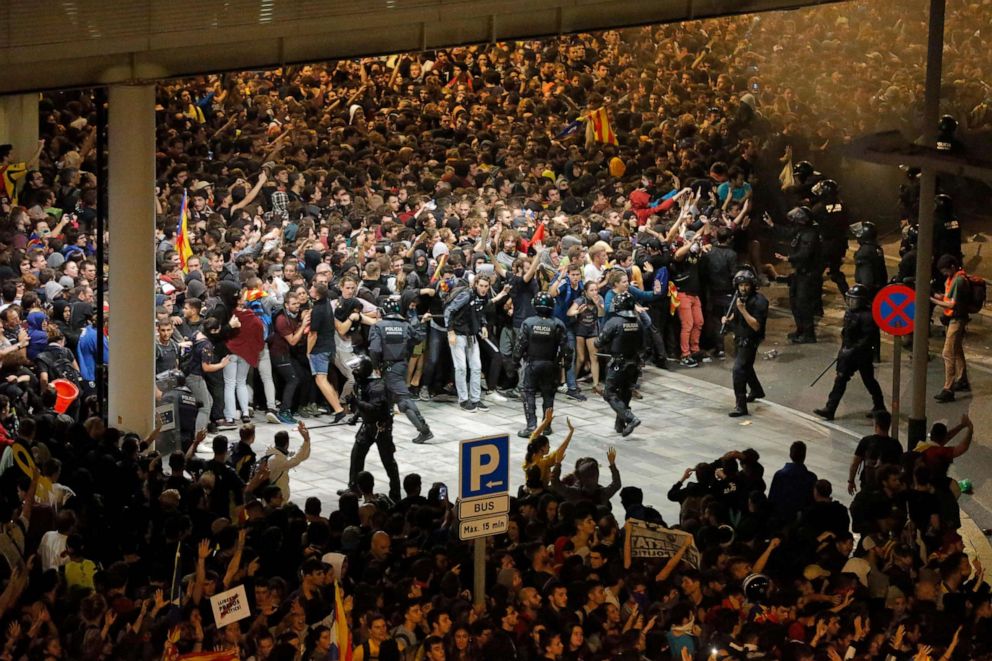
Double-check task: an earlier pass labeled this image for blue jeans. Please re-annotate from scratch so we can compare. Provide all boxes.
[450,334,482,403]
[565,328,578,391]
[223,353,251,420]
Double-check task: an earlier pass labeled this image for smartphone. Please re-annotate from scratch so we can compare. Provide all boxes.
[438,485,448,502]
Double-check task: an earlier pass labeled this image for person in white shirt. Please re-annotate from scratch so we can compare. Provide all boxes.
[39,510,75,571]
[584,241,611,284]
[259,421,311,501]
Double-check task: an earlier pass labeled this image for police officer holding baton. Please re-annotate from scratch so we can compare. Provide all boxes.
[723,270,769,418]
[369,296,434,444]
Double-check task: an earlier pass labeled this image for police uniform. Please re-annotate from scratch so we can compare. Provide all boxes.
[369,310,433,444]
[725,279,769,417]
[595,297,644,436]
[348,367,401,501]
[811,189,850,296]
[853,223,887,362]
[786,208,822,343]
[513,305,569,437]
[814,287,886,420]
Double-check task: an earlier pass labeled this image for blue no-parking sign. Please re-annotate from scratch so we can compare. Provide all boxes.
[458,434,510,500]
[872,284,916,336]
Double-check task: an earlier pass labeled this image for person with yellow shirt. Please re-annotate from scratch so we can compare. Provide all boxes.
[522,410,574,486]
[0,140,45,207]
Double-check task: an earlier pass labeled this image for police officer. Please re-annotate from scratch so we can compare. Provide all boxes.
[775,206,821,343]
[513,292,570,438]
[595,291,644,437]
[369,296,434,444]
[854,222,887,362]
[813,285,887,421]
[933,194,962,265]
[788,161,821,204]
[159,371,198,453]
[810,179,850,296]
[722,270,769,417]
[700,227,738,356]
[346,354,401,502]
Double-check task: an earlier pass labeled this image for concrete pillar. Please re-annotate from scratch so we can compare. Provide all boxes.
[107,84,156,433]
[0,94,39,161]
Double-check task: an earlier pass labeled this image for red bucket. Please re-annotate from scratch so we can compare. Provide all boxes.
[52,379,80,414]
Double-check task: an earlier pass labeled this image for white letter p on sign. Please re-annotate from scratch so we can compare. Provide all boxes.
[470,445,498,492]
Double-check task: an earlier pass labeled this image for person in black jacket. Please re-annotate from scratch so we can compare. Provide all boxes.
[595,291,643,437]
[722,269,769,417]
[810,179,850,297]
[813,285,887,420]
[853,222,887,362]
[514,292,569,438]
[699,227,738,357]
[369,296,433,444]
[346,354,400,501]
[775,206,821,344]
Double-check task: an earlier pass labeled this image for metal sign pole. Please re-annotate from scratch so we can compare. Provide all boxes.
[892,340,901,444]
[474,539,485,609]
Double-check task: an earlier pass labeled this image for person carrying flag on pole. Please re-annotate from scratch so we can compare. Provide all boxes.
[175,189,194,273]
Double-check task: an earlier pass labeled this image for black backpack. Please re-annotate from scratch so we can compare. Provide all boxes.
[40,347,82,386]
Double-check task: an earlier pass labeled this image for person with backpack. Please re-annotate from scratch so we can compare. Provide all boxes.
[35,326,82,402]
[931,254,973,403]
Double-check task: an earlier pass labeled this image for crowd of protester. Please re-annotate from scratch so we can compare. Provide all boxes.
[0,0,991,657]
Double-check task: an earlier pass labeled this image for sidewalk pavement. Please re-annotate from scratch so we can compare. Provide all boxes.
[198,362,992,571]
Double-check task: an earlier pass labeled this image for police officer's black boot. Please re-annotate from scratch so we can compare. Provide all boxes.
[408,410,433,444]
[518,398,537,438]
[813,405,836,421]
[728,395,749,417]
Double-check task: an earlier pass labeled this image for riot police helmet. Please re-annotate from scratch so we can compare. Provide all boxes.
[793,161,815,181]
[856,221,877,244]
[934,193,953,216]
[733,269,758,293]
[811,179,838,199]
[743,573,772,604]
[904,224,919,247]
[532,292,554,317]
[845,284,870,310]
[787,206,813,226]
[612,290,637,318]
[937,114,958,135]
[346,354,375,382]
[380,295,402,317]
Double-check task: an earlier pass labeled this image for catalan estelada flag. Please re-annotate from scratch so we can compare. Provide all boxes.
[585,107,618,146]
[175,189,193,272]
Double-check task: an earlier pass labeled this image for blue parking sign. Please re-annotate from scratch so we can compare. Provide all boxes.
[459,435,510,500]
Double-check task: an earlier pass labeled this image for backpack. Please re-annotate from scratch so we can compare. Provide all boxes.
[246,298,273,341]
[965,273,987,314]
[41,347,82,386]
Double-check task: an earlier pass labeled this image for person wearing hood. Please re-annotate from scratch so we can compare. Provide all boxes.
[208,280,262,425]
[629,188,677,227]
[49,299,79,354]
[25,310,50,361]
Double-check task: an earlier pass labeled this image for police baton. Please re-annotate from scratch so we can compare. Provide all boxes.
[809,357,838,388]
[719,291,740,336]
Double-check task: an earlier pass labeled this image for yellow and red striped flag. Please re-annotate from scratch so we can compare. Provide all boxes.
[332,580,353,661]
[585,107,618,146]
[175,189,193,272]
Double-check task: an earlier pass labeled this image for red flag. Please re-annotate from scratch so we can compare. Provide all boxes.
[520,222,545,253]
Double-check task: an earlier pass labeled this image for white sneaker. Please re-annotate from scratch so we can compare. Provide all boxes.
[557,384,569,394]
[488,390,508,402]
